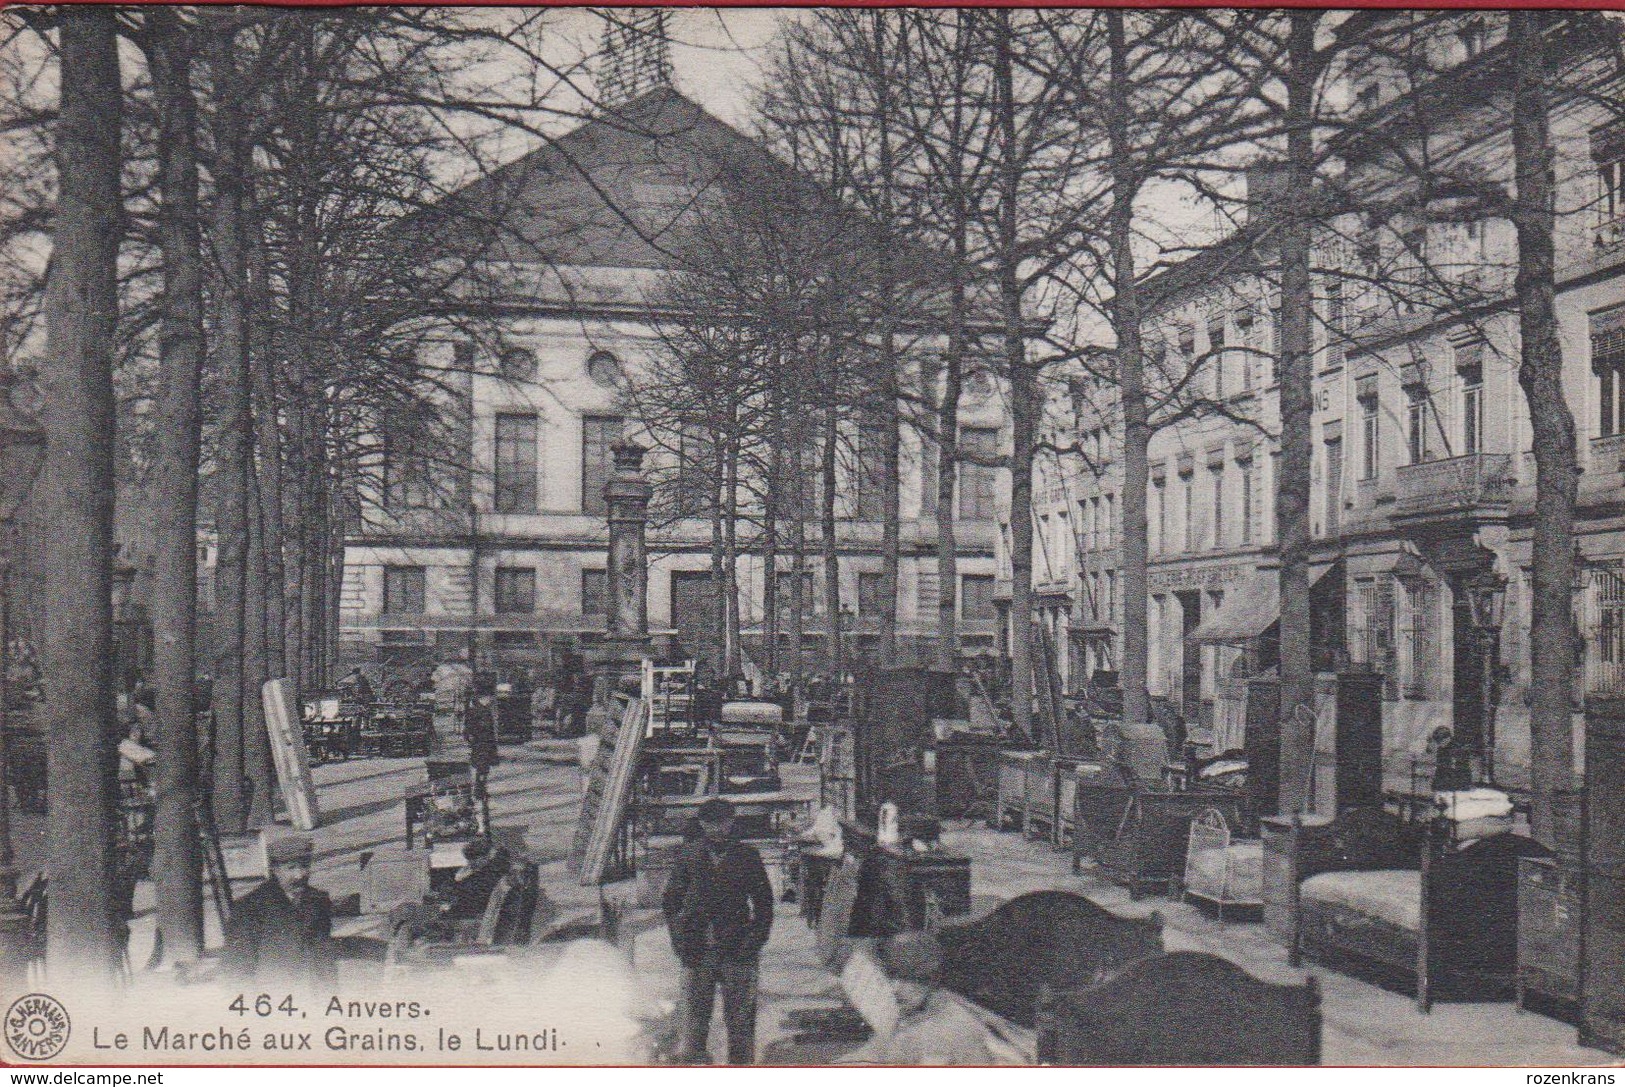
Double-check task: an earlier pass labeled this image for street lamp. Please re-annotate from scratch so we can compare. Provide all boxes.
[0,365,46,979]
[835,605,855,684]
[1466,569,1507,784]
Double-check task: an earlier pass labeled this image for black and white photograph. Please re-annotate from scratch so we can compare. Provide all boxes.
[0,2,1622,1068]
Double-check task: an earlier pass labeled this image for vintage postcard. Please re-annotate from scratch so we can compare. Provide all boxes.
[0,2,1621,1069]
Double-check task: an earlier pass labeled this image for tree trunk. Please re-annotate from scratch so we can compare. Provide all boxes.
[206,25,253,833]
[873,13,902,671]
[1106,12,1151,728]
[763,436,780,681]
[708,432,727,677]
[303,441,328,682]
[723,433,743,678]
[245,181,288,687]
[283,394,307,699]
[788,434,807,704]
[935,265,966,675]
[993,11,1035,741]
[39,6,123,981]
[242,444,274,826]
[822,401,843,677]
[145,10,205,965]
[1275,11,1321,817]
[1511,10,1577,846]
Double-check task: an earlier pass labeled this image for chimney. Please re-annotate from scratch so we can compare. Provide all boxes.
[596,9,673,109]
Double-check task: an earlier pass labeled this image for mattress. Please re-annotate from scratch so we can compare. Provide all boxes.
[1436,788,1514,822]
[1435,788,1515,844]
[720,700,784,725]
[1299,869,1421,933]
[1185,840,1263,904]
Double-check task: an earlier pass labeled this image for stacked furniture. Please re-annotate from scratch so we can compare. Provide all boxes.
[932,732,1004,820]
[1020,753,1059,841]
[1072,763,1242,899]
[358,701,435,758]
[840,818,971,936]
[404,760,485,848]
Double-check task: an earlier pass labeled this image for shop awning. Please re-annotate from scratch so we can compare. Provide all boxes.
[1187,564,1336,645]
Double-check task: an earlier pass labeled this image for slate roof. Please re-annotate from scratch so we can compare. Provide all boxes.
[424,89,922,276]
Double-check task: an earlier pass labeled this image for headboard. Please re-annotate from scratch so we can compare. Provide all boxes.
[1292,806,1419,882]
[938,890,1163,1029]
[1038,951,1320,1065]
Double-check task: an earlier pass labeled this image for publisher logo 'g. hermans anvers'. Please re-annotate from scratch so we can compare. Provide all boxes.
[6,994,70,1061]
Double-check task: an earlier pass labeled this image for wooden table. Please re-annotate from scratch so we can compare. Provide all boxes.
[634,789,811,834]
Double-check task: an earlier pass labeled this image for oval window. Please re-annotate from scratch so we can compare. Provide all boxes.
[499,346,538,381]
[587,349,623,388]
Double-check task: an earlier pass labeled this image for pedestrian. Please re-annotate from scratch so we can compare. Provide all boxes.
[661,797,774,1065]
[464,691,500,797]
[338,665,375,705]
[223,835,335,990]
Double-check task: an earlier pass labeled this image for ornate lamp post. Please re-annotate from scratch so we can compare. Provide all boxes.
[0,366,46,977]
[585,440,651,736]
[836,604,855,684]
[1466,569,1507,784]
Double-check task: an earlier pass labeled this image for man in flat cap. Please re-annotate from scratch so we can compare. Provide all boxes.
[661,798,774,1064]
[223,834,335,990]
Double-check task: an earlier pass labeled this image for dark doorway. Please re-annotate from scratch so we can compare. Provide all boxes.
[1177,590,1203,724]
[669,570,715,660]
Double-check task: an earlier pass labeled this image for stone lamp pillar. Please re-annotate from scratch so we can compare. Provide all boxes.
[586,440,652,734]
[604,440,651,640]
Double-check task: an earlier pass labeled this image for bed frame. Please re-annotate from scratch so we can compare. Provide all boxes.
[1273,806,1550,1011]
[1071,768,1243,899]
[937,890,1164,1028]
[1036,951,1321,1065]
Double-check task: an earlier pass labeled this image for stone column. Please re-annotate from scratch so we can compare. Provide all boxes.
[605,440,651,640]
[586,441,652,733]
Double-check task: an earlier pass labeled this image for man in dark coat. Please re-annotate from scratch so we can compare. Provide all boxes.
[444,839,510,922]
[223,835,334,990]
[661,798,774,1064]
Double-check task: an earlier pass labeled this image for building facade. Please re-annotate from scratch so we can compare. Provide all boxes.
[1064,13,1625,788]
[338,87,1010,678]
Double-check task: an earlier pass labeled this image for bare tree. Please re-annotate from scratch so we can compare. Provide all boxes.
[1510,10,1577,845]
[36,5,123,980]
[139,6,205,964]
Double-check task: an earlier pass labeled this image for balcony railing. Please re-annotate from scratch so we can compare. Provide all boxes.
[1393,453,1513,519]
[1591,432,1625,474]
[1596,214,1625,253]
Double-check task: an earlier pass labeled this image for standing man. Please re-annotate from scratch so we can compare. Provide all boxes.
[661,798,774,1064]
[223,835,335,990]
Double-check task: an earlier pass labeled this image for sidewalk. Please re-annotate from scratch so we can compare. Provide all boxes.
[106,740,1615,1066]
